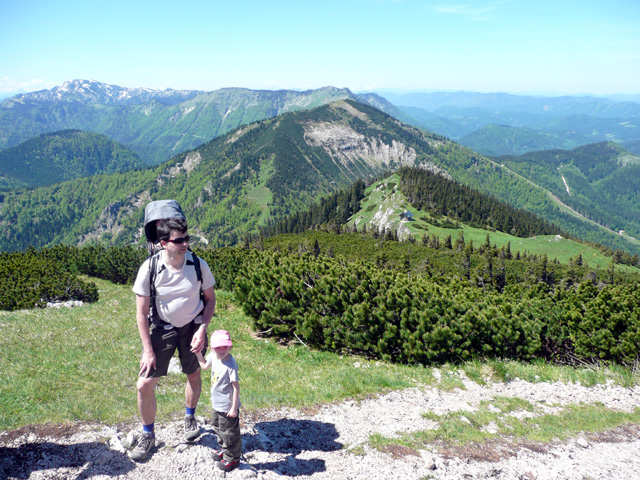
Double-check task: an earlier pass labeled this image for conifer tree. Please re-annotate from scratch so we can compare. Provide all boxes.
[444,234,452,249]
[608,260,615,284]
[495,257,506,292]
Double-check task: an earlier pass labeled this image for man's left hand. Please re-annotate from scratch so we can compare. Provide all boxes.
[191,324,207,354]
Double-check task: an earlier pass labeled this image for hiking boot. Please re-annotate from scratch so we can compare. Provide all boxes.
[212,449,223,461]
[218,459,239,472]
[128,431,155,462]
[184,415,201,441]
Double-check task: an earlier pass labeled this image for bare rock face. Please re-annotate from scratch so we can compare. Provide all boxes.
[165,151,202,178]
[80,191,151,244]
[303,121,418,172]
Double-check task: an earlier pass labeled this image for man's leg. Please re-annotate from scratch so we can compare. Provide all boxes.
[183,368,202,441]
[137,376,159,425]
[179,321,206,441]
[185,368,202,408]
[130,376,159,461]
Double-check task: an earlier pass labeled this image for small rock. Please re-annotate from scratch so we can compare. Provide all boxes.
[120,430,138,450]
[175,443,189,453]
[576,437,589,448]
[109,434,126,453]
[237,464,258,478]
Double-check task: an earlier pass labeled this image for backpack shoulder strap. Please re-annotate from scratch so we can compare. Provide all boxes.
[148,251,165,322]
[186,251,204,302]
[190,251,202,283]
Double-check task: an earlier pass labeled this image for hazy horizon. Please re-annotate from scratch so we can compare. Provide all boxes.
[2,80,639,103]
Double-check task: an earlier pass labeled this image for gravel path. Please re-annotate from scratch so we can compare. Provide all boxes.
[2,375,640,480]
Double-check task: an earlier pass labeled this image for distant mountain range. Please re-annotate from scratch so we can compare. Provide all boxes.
[0,79,401,165]
[0,130,144,190]
[1,99,639,257]
[375,91,640,156]
[4,80,638,168]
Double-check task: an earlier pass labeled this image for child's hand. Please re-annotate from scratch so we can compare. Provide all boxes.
[195,352,209,369]
[226,408,238,418]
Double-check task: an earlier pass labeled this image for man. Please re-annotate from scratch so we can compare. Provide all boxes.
[129,217,216,462]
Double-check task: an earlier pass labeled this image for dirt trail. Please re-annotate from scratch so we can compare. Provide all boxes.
[2,375,640,480]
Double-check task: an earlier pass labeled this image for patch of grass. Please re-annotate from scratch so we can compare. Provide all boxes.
[484,358,640,387]
[512,404,640,442]
[372,401,640,452]
[346,444,365,456]
[436,365,466,391]
[608,363,639,388]
[461,360,489,385]
[0,277,140,430]
[488,359,516,383]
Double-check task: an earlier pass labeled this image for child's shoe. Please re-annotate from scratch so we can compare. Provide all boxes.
[219,459,239,472]
[212,449,223,461]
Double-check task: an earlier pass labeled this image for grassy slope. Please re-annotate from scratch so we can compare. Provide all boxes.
[0,278,434,430]
[348,174,639,273]
[2,276,640,432]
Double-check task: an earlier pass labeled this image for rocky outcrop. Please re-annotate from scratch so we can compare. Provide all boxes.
[80,191,150,244]
[303,121,418,173]
[156,152,202,185]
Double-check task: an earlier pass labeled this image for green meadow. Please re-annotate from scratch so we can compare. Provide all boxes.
[349,174,638,273]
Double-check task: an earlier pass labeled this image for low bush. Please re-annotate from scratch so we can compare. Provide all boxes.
[0,249,98,310]
[234,250,640,366]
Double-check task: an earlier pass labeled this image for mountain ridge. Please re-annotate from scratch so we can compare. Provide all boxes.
[1,99,639,257]
[0,99,438,250]
[0,129,145,190]
[0,80,401,165]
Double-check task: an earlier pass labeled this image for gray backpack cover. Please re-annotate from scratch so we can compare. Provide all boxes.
[143,199,186,244]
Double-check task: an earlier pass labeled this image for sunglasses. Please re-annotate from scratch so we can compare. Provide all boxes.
[166,235,190,244]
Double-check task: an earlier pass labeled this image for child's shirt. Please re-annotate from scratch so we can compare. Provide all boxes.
[210,353,240,413]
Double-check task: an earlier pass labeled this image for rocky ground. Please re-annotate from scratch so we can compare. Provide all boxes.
[2,374,640,480]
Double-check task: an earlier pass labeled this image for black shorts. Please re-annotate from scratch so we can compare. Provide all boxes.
[142,320,208,378]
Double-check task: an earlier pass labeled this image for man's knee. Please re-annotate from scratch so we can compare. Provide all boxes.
[137,376,158,396]
[186,369,201,385]
[186,369,202,391]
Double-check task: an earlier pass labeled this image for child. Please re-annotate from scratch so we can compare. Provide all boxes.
[196,329,241,472]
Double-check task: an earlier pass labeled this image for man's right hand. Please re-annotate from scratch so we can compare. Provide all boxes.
[139,350,156,377]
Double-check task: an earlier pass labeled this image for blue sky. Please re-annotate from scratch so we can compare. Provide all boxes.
[1,0,639,95]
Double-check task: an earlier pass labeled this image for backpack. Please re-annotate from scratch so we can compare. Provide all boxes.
[143,199,186,255]
[147,249,204,325]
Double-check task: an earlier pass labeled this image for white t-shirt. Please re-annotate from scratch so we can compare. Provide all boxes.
[211,354,240,412]
[132,251,215,328]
